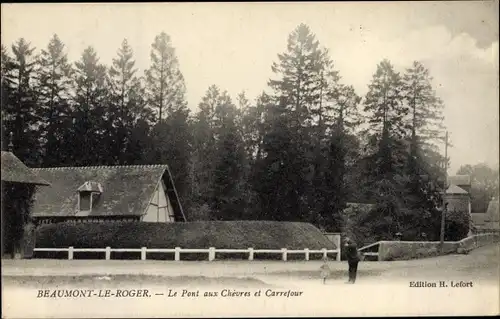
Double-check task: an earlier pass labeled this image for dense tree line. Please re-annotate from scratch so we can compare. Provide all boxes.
[2,24,457,242]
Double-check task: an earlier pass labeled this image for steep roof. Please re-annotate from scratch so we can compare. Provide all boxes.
[31,165,186,221]
[1,151,50,186]
[448,175,471,187]
[446,184,469,195]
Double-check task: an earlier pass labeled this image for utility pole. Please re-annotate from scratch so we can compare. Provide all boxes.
[440,131,448,252]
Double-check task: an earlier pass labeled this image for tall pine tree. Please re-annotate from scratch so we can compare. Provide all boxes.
[69,46,111,165]
[2,39,42,166]
[109,39,152,164]
[211,95,247,220]
[35,34,74,166]
[363,59,409,178]
[1,45,14,151]
[145,32,192,212]
[402,61,445,176]
[260,24,334,223]
[317,83,363,231]
[400,61,446,240]
[145,32,186,123]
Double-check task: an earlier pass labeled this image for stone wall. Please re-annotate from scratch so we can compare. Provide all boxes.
[457,233,500,253]
[378,241,457,261]
[376,233,500,261]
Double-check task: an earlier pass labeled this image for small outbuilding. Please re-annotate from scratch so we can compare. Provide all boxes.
[1,151,50,258]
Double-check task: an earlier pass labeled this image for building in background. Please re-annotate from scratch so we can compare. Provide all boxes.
[444,175,472,236]
[445,184,471,214]
[445,174,499,233]
[31,165,187,224]
[445,174,472,214]
[470,198,500,233]
[447,175,471,194]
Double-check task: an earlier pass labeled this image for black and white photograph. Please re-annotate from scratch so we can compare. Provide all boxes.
[1,2,499,317]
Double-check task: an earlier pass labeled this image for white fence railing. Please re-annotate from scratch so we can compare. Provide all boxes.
[33,247,341,262]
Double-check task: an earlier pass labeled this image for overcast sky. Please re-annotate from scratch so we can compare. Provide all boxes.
[2,2,498,174]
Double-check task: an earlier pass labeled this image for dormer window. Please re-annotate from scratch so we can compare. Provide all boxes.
[77,181,103,213]
[79,191,92,211]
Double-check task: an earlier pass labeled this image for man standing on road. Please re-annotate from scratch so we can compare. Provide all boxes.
[344,237,360,284]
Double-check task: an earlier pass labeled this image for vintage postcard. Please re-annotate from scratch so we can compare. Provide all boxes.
[1,1,499,318]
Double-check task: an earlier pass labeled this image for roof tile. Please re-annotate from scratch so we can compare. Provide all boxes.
[446,184,469,195]
[31,165,185,221]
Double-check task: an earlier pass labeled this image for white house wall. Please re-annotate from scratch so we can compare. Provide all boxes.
[142,179,176,223]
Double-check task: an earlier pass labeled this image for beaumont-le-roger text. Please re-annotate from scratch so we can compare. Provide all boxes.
[37,288,304,299]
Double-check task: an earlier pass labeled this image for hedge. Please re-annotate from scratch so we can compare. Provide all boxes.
[34,220,337,260]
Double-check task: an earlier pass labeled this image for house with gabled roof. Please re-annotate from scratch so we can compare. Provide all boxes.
[445,175,472,214]
[31,165,187,225]
[447,175,471,193]
[444,175,473,235]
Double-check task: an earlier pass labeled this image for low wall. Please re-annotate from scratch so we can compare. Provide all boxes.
[473,228,500,234]
[378,241,457,261]
[377,233,500,261]
[457,233,500,253]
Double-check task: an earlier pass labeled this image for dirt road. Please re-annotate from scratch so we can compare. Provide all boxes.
[3,243,498,281]
[2,243,499,317]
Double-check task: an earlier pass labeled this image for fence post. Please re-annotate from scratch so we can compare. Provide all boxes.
[175,247,180,261]
[248,248,254,261]
[322,248,327,259]
[105,247,111,260]
[304,248,309,261]
[68,246,74,260]
[282,248,287,261]
[141,247,147,261]
[336,235,341,261]
[377,243,383,261]
[208,247,215,261]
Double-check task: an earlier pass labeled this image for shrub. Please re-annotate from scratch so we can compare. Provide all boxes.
[445,209,470,241]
